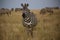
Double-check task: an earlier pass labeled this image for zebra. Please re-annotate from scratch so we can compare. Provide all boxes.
[21,3,37,37]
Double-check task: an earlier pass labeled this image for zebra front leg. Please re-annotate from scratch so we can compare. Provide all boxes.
[28,27,33,38]
[26,27,31,38]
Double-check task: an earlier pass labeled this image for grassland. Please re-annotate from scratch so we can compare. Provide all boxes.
[0,9,60,40]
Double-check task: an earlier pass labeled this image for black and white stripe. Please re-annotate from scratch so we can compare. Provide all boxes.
[21,3,37,37]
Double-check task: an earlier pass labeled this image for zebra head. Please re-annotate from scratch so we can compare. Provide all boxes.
[21,3,29,10]
[21,3,30,12]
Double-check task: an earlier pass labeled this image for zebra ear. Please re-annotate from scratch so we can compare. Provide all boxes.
[27,3,29,7]
[21,3,23,7]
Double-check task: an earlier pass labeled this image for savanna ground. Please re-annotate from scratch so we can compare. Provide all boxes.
[0,9,60,40]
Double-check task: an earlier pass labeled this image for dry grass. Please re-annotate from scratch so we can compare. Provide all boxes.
[0,9,60,40]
